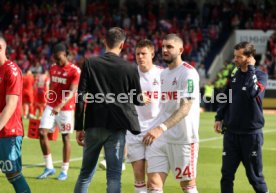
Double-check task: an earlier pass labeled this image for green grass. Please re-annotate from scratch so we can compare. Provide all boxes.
[1,112,276,193]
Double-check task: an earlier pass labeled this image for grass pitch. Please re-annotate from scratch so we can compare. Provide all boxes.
[1,112,276,193]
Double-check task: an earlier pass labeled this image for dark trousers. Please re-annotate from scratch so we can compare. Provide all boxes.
[221,132,268,193]
[74,128,126,193]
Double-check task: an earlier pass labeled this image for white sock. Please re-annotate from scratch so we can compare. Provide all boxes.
[43,154,53,169]
[61,162,69,174]
[147,188,163,193]
[135,181,147,193]
[182,185,198,193]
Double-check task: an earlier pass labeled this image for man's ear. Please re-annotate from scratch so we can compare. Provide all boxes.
[119,42,124,50]
[179,47,184,55]
[151,51,155,59]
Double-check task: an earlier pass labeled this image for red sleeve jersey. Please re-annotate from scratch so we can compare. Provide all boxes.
[47,63,81,110]
[0,60,24,137]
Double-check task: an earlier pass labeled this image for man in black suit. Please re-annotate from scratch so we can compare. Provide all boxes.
[74,27,143,193]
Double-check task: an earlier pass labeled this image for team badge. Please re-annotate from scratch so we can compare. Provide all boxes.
[153,78,159,85]
[172,77,177,85]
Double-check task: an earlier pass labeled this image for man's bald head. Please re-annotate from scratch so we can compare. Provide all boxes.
[163,34,183,47]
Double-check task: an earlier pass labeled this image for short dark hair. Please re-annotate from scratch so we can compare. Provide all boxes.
[136,39,154,51]
[234,41,256,57]
[163,34,183,47]
[53,43,67,54]
[105,27,126,49]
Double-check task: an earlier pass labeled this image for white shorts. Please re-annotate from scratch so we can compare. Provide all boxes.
[39,105,74,134]
[147,139,199,182]
[126,132,151,163]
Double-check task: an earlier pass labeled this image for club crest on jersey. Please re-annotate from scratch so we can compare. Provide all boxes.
[172,77,177,85]
[63,72,68,76]
[153,78,159,85]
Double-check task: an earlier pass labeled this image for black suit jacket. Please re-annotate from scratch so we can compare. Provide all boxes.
[75,52,143,134]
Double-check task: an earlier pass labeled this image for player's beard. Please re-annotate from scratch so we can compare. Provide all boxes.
[163,54,177,66]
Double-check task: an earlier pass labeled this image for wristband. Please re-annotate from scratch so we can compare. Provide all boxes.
[159,123,167,132]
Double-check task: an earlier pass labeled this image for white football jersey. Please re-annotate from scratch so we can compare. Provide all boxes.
[135,65,163,133]
[158,62,200,144]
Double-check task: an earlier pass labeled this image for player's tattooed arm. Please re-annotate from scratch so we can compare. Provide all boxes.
[143,97,192,145]
[163,97,192,129]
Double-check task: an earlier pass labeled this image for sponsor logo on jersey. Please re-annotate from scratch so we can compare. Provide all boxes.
[52,76,67,84]
[188,79,194,93]
[145,91,159,99]
[161,91,178,100]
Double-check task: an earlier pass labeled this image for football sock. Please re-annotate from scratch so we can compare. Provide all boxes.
[61,162,69,175]
[8,173,31,193]
[44,154,54,169]
[147,188,163,193]
[134,180,147,193]
[182,185,198,193]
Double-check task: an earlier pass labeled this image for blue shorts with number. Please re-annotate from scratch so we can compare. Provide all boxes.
[0,136,22,174]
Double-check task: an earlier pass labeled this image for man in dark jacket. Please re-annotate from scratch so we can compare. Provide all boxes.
[74,27,143,193]
[214,41,269,193]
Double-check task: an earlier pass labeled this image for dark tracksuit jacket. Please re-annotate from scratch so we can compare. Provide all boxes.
[215,65,268,193]
[215,65,267,133]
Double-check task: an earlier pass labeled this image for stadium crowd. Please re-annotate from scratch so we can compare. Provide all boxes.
[1,0,275,73]
[0,0,275,117]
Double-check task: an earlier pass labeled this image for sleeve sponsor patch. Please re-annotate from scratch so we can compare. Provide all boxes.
[188,79,194,93]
